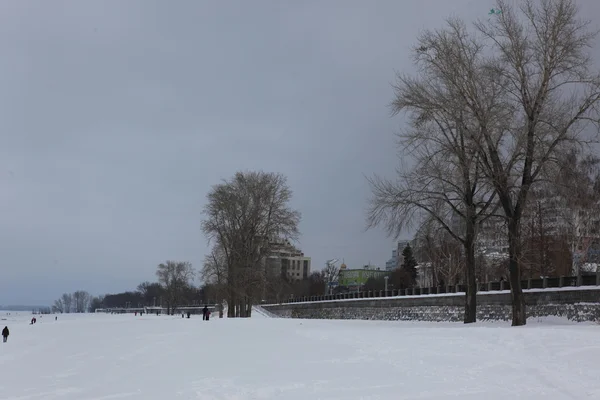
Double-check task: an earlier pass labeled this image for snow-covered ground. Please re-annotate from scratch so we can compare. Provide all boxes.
[0,311,598,399]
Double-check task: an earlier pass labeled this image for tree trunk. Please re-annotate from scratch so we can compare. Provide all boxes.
[508,218,527,326]
[247,298,253,318]
[227,291,236,318]
[240,298,247,317]
[463,228,477,324]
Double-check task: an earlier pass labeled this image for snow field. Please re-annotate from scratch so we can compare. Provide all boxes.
[0,312,599,399]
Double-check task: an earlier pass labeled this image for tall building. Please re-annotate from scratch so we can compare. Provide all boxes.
[385,249,397,271]
[265,239,311,281]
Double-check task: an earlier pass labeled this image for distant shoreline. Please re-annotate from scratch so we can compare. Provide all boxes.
[0,306,49,312]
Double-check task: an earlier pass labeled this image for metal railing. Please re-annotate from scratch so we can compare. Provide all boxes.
[269,273,600,305]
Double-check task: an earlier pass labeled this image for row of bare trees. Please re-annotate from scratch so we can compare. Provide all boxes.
[51,261,197,314]
[52,291,92,313]
[367,0,600,326]
[201,171,301,317]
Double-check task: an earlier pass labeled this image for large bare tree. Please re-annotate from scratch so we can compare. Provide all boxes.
[201,171,300,318]
[367,92,498,323]
[156,261,195,315]
[472,0,600,325]
[395,0,600,326]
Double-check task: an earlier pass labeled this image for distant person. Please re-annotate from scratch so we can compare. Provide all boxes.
[202,306,209,321]
[55,316,57,321]
[187,312,191,319]
[2,326,8,342]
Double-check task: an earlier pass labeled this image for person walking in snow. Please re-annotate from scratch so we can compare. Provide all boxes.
[2,326,9,343]
[202,305,208,321]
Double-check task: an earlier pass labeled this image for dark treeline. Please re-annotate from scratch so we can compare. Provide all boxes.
[88,281,208,313]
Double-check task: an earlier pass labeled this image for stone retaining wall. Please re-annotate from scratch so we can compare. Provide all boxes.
[262,288,600,322]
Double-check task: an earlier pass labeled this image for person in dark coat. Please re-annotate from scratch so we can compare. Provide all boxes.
[2,326,8,343]
[206,309,211,321]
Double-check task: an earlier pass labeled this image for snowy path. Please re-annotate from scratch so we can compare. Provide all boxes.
[0,313,599,399]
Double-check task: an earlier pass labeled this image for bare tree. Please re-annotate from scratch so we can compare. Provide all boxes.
[156,261,195,315]
[412,219,465,287]
[323,261,339,295]
[395,1,600,326]
[367,74,498,322]
[89,296,104,312]
[468,0,600,325]
[264,273,293,304]
[72,291,91,313]
[201,245,229,306]
[201,171,301,318]
[52,298,64,313]
[136,281,164,306]
[61,293,73,313]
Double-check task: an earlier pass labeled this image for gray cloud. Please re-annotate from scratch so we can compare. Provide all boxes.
[2,0,598,305]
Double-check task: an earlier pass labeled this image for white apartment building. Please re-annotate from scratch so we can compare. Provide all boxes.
[265,239,311,281]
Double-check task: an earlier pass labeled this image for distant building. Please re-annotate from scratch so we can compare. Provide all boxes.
[385,249,397,271]
[338,264,389,291]
[395,240,411,268]
[265,239,311,281]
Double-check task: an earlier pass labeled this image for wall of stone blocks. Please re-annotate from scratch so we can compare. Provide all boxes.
[262,288,600,323]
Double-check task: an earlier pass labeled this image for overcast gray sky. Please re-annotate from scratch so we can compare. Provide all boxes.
[1,0,599,305]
